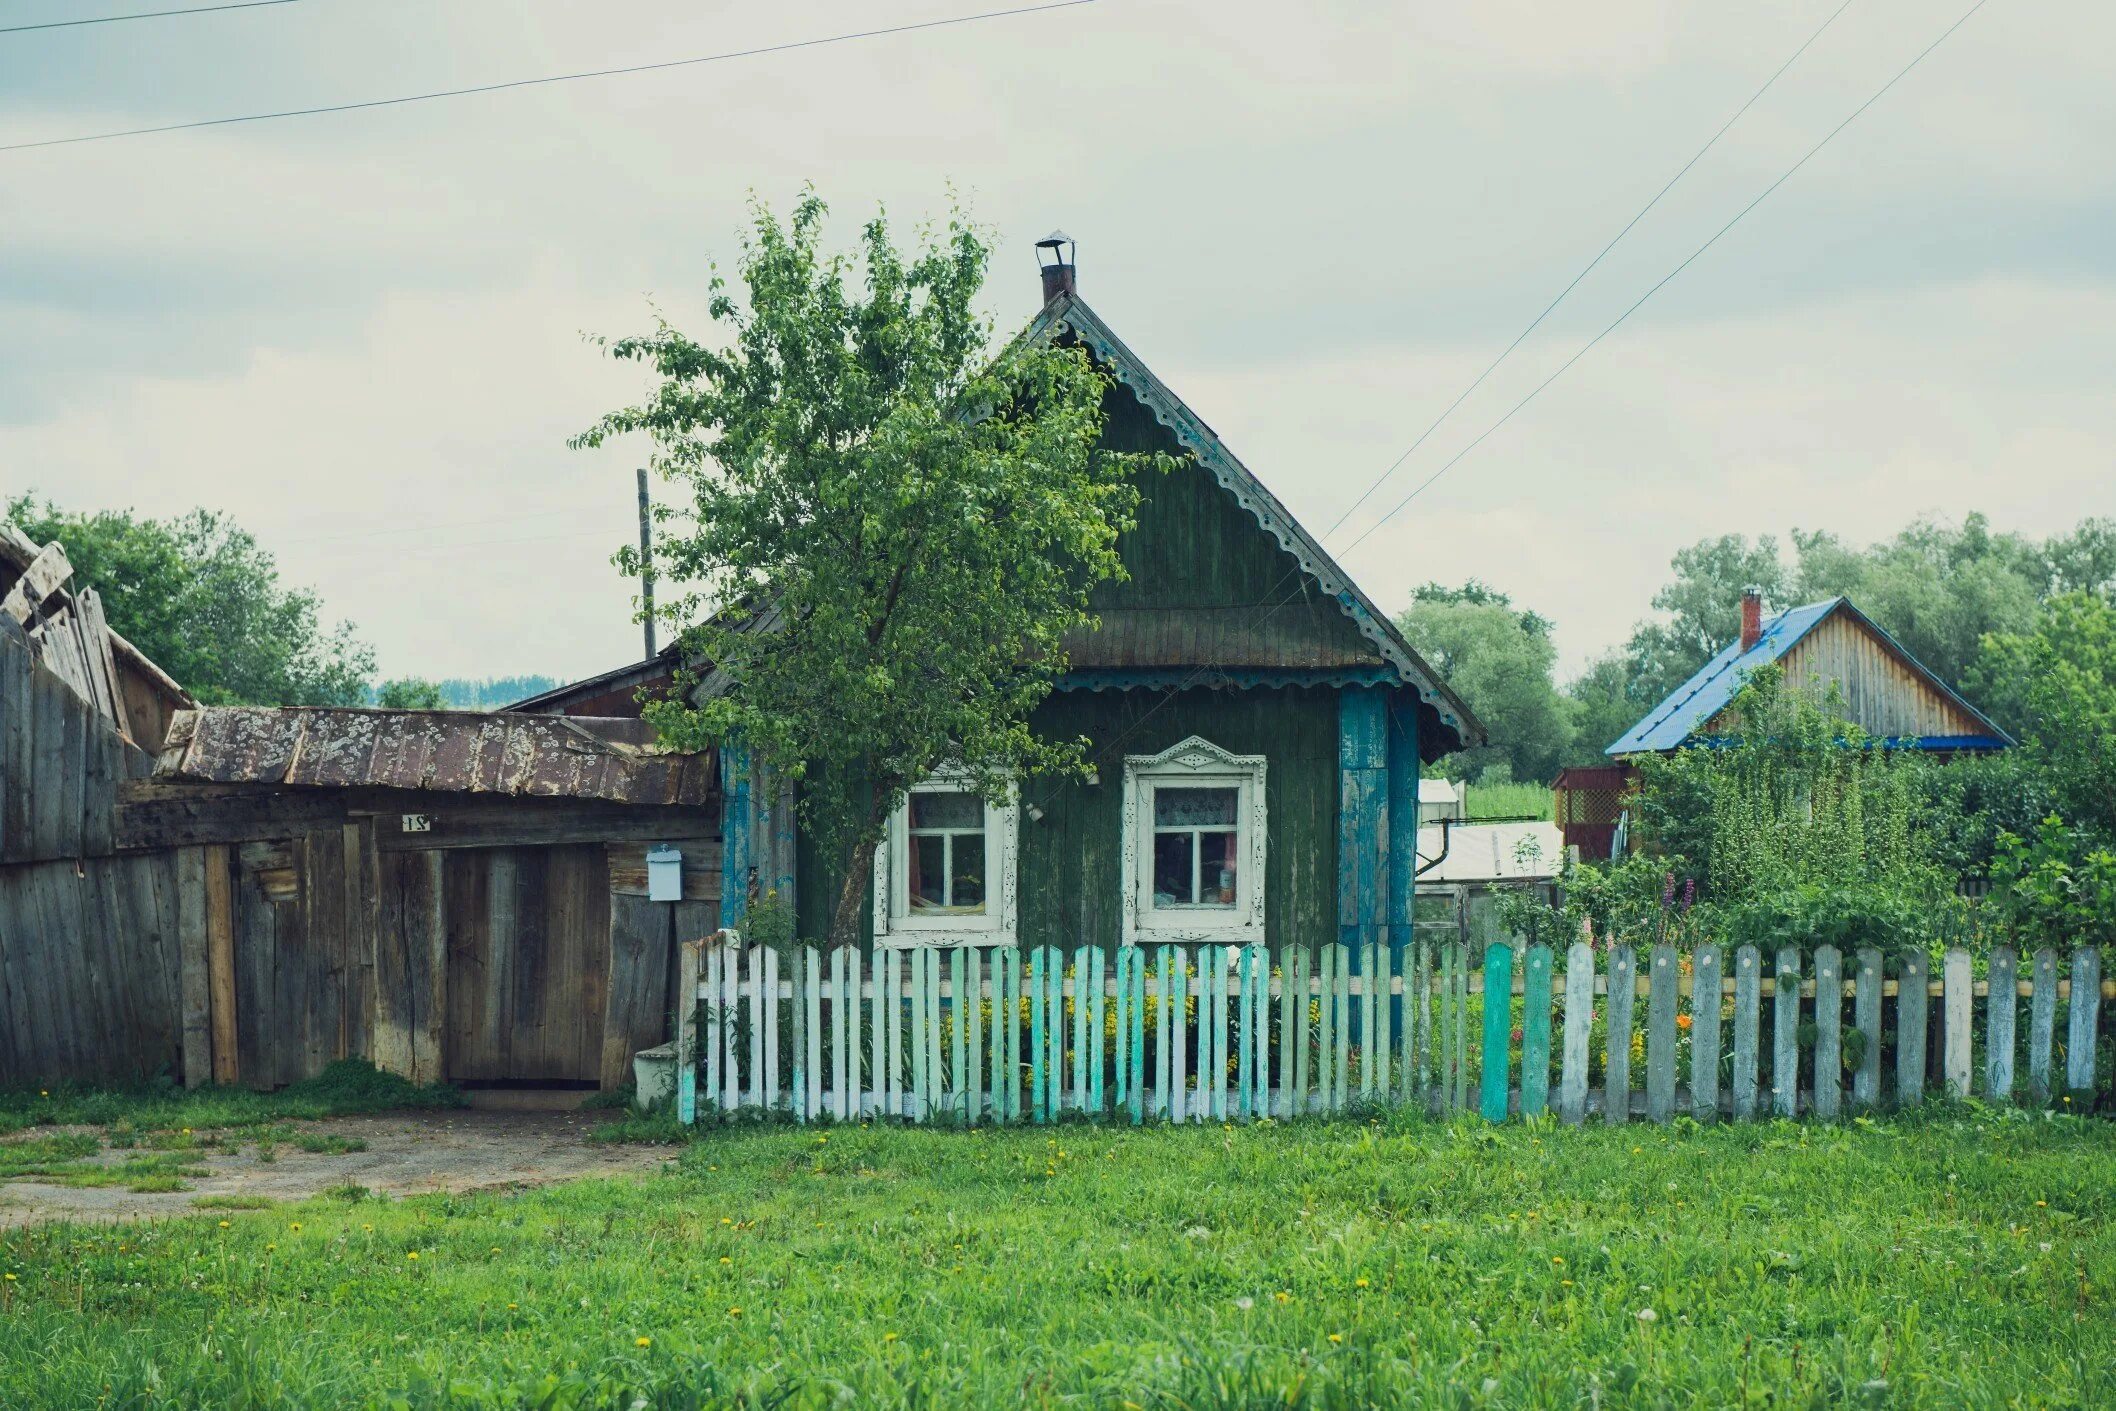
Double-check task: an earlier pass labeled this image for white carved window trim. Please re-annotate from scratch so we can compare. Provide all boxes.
[1122,736,1267,946]
[871,771,1019,948]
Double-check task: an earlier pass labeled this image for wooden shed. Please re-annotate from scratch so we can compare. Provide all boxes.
[119,706,720,1091]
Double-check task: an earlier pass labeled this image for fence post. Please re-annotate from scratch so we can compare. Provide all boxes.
[1479,941,1514,1123]
[1943,946,1973,1101]
[1691,944,1722,1120]
[1813,945,1842,1121]
[1852,948,1883,1113]
[1520,942,1553,1119]
[2067,946,2102,1100]
[1986,948,2017,1103]
[1896,950,1929,1109]
[1559,940,1593,1125]
[1645,944,1677,1123]
[676,938,701,1125]
[2028,948,2057,1104]
[1604,946,1634,1124]
[1772,947,1800,1119]
[1732,945,1761,1120]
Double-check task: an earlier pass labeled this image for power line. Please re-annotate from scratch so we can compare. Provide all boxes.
[1333,0,1993,562]
[0,0,1096,154]
[1318,0,1858,544]
[0,1,302,36]
[1035,0,1993,798]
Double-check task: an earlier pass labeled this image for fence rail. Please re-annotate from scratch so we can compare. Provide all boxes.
[671,938,2112,1127]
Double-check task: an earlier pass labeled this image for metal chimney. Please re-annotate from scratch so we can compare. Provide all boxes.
[1035,230,1076,303]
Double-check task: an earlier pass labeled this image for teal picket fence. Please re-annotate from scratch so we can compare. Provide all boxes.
[671,936,2111,1126]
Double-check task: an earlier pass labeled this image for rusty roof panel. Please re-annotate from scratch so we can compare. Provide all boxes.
[156,707,716,806]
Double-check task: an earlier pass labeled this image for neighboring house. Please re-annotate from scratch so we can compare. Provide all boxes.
[1606,589,2012,756]
[1417,778,1463,825]
[524,239,1484,958]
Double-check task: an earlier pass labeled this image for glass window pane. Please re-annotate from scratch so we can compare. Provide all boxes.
[1196,830,1239,906]
[1152,832,1195,907]
[909,790,983,831]
[908,833,946,911]
[1155,786,1236,829]
[951,834,986,911]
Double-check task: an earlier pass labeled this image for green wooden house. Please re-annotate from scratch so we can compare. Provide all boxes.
[711,238,1483,959]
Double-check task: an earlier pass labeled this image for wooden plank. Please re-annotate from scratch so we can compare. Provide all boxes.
[1001,946,1022,1122]
[2027,948,2058,1104]
[1479,941,1513,1122]
[1852,947,1884,1113]
[923,944,942,1120]
[174,846,212,1087]
[1942,946,1973,1100]
[832,945,852,1120]
[1359,939,1380,1101]
[1772,947,1800,1119]
[1,541,72,625]
[1124,945,1146,1124]
[2066,946,2101,1099]
[1208,944,1230,1120]
[203,844,238,1084]
[1072,944,1092,1117]
[1645,943,1677,1123]
[1986,948,2017,1103]
[1288,944,1310,1117]
[1451,939,1471,1114]
[1161,944,1186,1123]
[1237,944,1257,1120]
[1434,941,1455,1114]
[1316,943,1338,1114]
[1602,945,1635,1123]
[1558,941,1591,1125]
[1372,940,1392,1106]
[1411,938,1432,1109]
[884,947,903,1118]
[907,947,928,1120]
[1519,943,1552,1118]
[804,944,823,1121]
[869,945,887,1118]
[1731,945,1760,1120]
[700,942,722,1118]
[721,939,741,1112]
[1896,950,1929,1108]
[965,945,984,1125]
[1029,946,1049,1122]
[603,896,670,1091]
[1690,944,1722,1120]
[1087,945,1106,1118]
[1813,945,1842,1121]
[950,946,968,1123]
[675,939,701,1123]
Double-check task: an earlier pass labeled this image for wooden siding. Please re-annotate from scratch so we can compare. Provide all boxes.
[794,687,1340,955]
[1061,388,1378,670]
[1713,611,1990,740]
[442,845,611,1085]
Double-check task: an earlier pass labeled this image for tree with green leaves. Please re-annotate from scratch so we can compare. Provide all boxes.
[1969,589,2116,844]
[374,678,448,710]
[5,498,373,707]
[1395,581,1569,784]
[573,194,1167,948]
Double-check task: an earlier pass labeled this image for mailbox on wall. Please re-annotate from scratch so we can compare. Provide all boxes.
[646,845,683,902]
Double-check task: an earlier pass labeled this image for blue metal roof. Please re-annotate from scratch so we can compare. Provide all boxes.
[1605,597,2012,755]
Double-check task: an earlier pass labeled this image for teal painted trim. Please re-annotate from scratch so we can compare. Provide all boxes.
[1385,691,1418,930]
[721,741,753,930]
[1480,942,1515,1121]
[1338,687,1388,943]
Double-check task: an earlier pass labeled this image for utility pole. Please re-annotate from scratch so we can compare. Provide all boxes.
[635,467,657,659]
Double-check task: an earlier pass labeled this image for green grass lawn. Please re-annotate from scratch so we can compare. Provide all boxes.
[2,1111,2110,1408]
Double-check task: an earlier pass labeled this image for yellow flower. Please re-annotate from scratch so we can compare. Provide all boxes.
[727,1306,743,1317]
[2036,1200,2048,1208]
[635,1337,652,1349]
[407,1251,419,1261]
[1551,1256,1565,1265]
[720,1256,732,1265]
[1327,1333,1344,1345]
[3,1274,15,1282]
[720,1217,733,1226]
[883,1332,899,1343]
[289,1223,301,1232]
[507,1302,518,1311]
[1354,1277,1370,1288]
[265,1243,276,1252]
[1273,1291,1291,1304]
[1561,1279,1574,1288]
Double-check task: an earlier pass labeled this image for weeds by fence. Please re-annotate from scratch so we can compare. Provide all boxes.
[673,937,2112,1126]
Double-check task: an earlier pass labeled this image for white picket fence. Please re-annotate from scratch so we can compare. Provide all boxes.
[669,936,2112,1126]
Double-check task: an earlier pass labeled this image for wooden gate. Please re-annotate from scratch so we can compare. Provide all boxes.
[443,844,610,1084]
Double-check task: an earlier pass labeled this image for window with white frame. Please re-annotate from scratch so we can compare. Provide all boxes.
[871,773,1018,946]
[1121,737,1266,944]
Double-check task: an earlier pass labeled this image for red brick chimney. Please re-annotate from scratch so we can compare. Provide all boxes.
[1739,587,1764,652]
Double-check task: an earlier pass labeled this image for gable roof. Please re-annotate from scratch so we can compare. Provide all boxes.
[1028,292,1483,753]
[1606,596,2012,755]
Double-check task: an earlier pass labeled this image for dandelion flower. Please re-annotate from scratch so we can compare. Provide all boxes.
[882,1332,899,1343]
[1274,1291,1292,1304]
[1327,1333,1343,1345]
[507,1303,518,1311]
[407,1252,419,1261]
[3,1274,15,1282]
[720,1256,732,1265]
[635,1337,652,1349]
[1355,1277,1370,1288]
[290,1223,301,1232]
[727,1306,742,1317]
[1636,1308,1657,1324]
[1551,1256,1564,1265]
[1234,1297,1254,1311]
[2036,1200,2048,1208]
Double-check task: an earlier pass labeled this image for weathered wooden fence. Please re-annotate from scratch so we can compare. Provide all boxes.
[672,937,2112,1126]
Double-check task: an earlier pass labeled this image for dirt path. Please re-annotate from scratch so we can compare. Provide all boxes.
[0,1111,676,1228]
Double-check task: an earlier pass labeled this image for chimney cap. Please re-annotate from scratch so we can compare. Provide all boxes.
[1034,229,1074,253]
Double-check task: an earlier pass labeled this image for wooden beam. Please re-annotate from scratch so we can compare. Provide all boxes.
[202,844,238,1085]
[175,847,213,1088]
[1,542,72,625]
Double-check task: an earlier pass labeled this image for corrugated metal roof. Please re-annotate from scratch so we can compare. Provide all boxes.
[1606,597,2011,754]
[155,707,716,805]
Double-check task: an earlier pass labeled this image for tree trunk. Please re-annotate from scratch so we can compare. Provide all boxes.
[829,839,879,951]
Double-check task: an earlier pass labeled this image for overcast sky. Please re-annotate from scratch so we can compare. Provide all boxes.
[4,0,2111,687]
